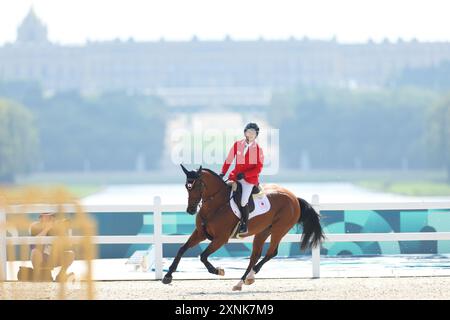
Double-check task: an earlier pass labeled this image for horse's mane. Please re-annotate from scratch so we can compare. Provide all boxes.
[200,168,229,187]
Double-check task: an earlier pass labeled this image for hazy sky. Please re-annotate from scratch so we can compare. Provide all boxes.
[1,0,449,45]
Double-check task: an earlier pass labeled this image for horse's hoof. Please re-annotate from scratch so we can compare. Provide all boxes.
[162,275,172,284]
[232,285,242,291]
[244,278,255,285]
[217,268,225,276]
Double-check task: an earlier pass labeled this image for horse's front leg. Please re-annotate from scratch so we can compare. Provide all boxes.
[162,229,206,284]
[200,237,228,276]
[233,227,271,291]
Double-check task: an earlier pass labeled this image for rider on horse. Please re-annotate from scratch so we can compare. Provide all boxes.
[165,127,324,289]
[219,123,264,235]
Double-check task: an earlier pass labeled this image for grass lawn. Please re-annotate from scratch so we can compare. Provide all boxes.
[0,184,103,200]
[64,184,104,198]
[357,181,450,196]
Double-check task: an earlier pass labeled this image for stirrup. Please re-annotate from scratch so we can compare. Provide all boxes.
[237,222,248,236]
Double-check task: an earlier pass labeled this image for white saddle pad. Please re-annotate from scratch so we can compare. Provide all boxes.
[230,192,271,220]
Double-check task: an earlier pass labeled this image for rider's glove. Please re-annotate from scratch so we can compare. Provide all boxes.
[236,172,245,180]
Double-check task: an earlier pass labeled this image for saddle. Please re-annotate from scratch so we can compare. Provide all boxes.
[226,181,269,239]
[227,181,262,214]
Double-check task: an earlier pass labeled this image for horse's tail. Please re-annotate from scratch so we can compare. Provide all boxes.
[297,197,325,251]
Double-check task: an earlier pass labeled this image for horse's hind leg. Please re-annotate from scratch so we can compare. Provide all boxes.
[252,201,298,275]
[163,230,206,284]
[200,237,228,276]
[233,227,271,291]
[253,239,279,275]
[253,224,292,275]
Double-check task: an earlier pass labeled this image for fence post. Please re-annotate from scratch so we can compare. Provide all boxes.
[153,196,163,280]
[311,194,321,279]
[0,209,6,281]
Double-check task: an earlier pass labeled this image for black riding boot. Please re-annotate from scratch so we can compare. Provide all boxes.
[238,204,249,234]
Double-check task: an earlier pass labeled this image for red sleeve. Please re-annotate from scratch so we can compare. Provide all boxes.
[221,141,237,175]
[243,146,264,178]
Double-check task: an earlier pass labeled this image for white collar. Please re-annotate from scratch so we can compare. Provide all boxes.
[244,139,255,147]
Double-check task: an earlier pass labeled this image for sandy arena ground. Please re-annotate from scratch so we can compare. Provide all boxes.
[1,276,450,300]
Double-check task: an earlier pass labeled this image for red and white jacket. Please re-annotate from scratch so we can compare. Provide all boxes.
[221,139,264,185]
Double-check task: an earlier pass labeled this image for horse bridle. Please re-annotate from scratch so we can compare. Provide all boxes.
[186,176,224,210]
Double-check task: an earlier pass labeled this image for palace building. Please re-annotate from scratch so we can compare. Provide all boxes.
[1,8,450,100]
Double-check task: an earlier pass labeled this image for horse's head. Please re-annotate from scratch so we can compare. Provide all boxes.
[181,164,203,215]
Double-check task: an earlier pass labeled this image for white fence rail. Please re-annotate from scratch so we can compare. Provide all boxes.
[1,195,450,281]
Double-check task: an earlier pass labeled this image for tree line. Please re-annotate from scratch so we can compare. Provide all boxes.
[268,86,450,182]
[1,62,449,183]
[0,82,167,182]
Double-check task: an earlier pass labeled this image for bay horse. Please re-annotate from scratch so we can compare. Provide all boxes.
[162,165,325,291]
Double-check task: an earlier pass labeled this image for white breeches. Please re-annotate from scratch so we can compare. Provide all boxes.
[238,178,255,207]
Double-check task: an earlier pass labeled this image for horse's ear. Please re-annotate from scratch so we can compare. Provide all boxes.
[197,165,202,173]
[180,164,189,175]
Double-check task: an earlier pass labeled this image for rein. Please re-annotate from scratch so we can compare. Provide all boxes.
[194,176,228,207]
[195,177,230,220]
[185,171,232,240]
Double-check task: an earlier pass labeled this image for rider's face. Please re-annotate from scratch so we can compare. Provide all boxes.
[245,129,257,142]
